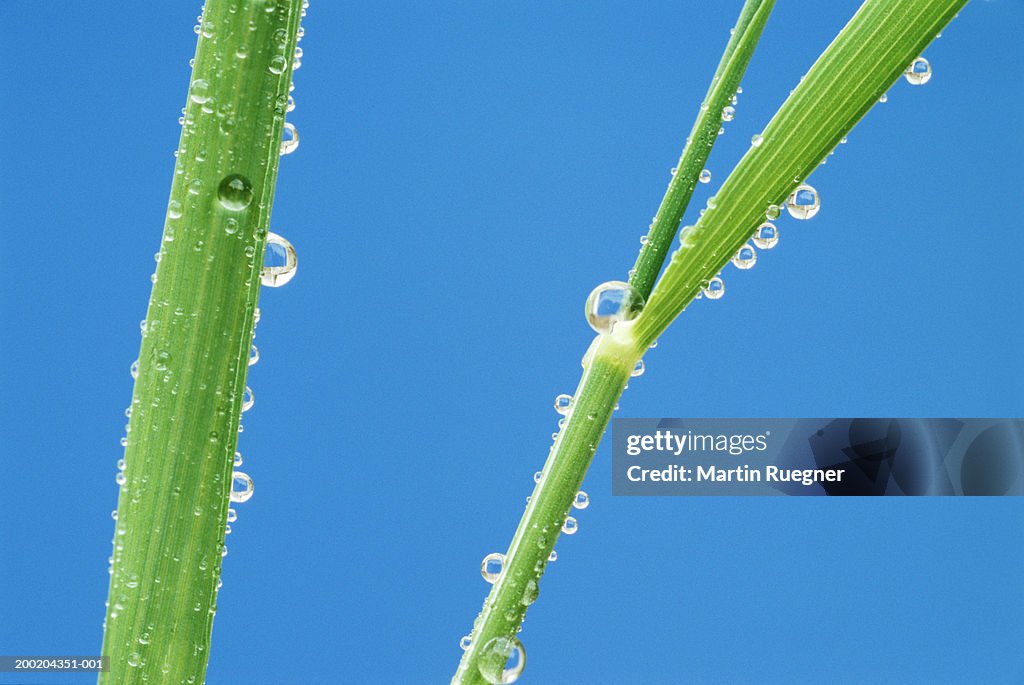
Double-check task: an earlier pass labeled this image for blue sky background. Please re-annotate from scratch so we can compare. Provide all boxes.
[2,2,1023,683]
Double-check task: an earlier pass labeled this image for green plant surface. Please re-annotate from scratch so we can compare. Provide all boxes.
[451,1,966,683]
[99,2,303,683]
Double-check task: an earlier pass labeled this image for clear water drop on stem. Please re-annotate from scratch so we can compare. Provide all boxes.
[229,472,254,503]
[262,232,298,287]
[572,491,589,510]
[280,122,299,156]
[480,552,505,584]
[533,471,543,484]
[721,105,735,122]
[732,243,757,270]
[703,276,725,300]
[753,222,778,250]
[786,184,820,220]
[765,204,780,220]
[562,516,579,535]
[217,174,253,211]
[751,133,764,147]
[631,359,645,378]
[904,56,931,85]
[248,344,260,366]
[584,281,644,335]
[699,169,711,184]
[241,386,254,412]
[477,636,526,685]
[553,394,572,416]
[460,636,473,651]
[548,550,558,562]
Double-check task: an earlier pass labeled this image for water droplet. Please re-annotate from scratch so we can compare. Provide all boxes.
[262,232,298,287]
[703,277,725,300]
[227,508,237,523]
[480,552,505,583]
[477,636,526,685]
[706,195,717,210]
[167,200,183,219]
[562,516,578,535]
[280,122,299,156]
[631,359,644,377]
[721,106,735,122]
[187,178,203,195]
[248,344,260,366]
[548,550,557,562]
[698,169,711,184]
[786,184,820,220]
[152,349,171,371]
[764,204,780,220]
[732,243,757,270]
[554,394,572,416]
[111,509,119,520]
[217,174,253,211]
[268,54,289,75]
[904,56,931,85]
[189,79,211,104]
[572,491,589,509]
[241,386,254,412]
[879,92,888,103]
[752,222,778,249]
[233,451,243,467]
[533,471,543,483]
[230,472,254,503]
[584,281,644,335]
[751,133,764,147]
[521,579,539,606]
[224,218,239,235]
[460,635,473,651]
[116,472,127,486]
[127,652,141,668]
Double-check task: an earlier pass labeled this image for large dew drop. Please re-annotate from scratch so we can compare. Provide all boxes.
[480,552,505,584]
[262,233,298,287]
[217,174,253,211]
[477,636,526,685]
[731,243,757,270]
[786,184,820,220]
[904,57,931,85]
[553,394,572,416]
[703,276,725,300]
[229,472,254,503]
[753,222,778,250]
[584,281,644,335]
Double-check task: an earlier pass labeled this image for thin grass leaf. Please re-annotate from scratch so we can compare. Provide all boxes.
[99,2,304,683]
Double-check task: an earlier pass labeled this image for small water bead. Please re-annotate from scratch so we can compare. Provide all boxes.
[280,122,299,156]
[261,232,298,287]
[229,472,254,503]
[572,491,589,510]
[241,386,255,412]
[118,458,126,471]
[553,394,572,416]
[706,195,717,210]
[248,344,260,366]
[268,54,289,75]
[233,451,243,467]
[765,204,781,220]
[227,508,237,523]
[187,179,202,195]
[460,636,473,651]
[480,552,505,583]
[753,222,778,250]
[732,243,757,270]
[167,200,183,219]
[477,636,526,685]
[699,169,711,184]
[189,79,211,104]
[217,174,253,211]
[721,106,735,122]
[584,281,644,335]
[703,276,725,300]
[631,359,645,378]
[116,472,127,486]
[120,436,128,448]
[786,184,820,220]
[533,471,543,483]
[562,516,579,535]
[521,579,539,606]
[751,133,764,147]
[904,56,931,85]
[879,92,888,103]
[111,509,119,520]
[548,550,557,562]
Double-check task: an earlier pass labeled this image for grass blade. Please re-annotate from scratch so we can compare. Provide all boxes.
[630,0,774,299]
[453,0,966,682]
[99,2,303,683]
[633,0,967,346]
